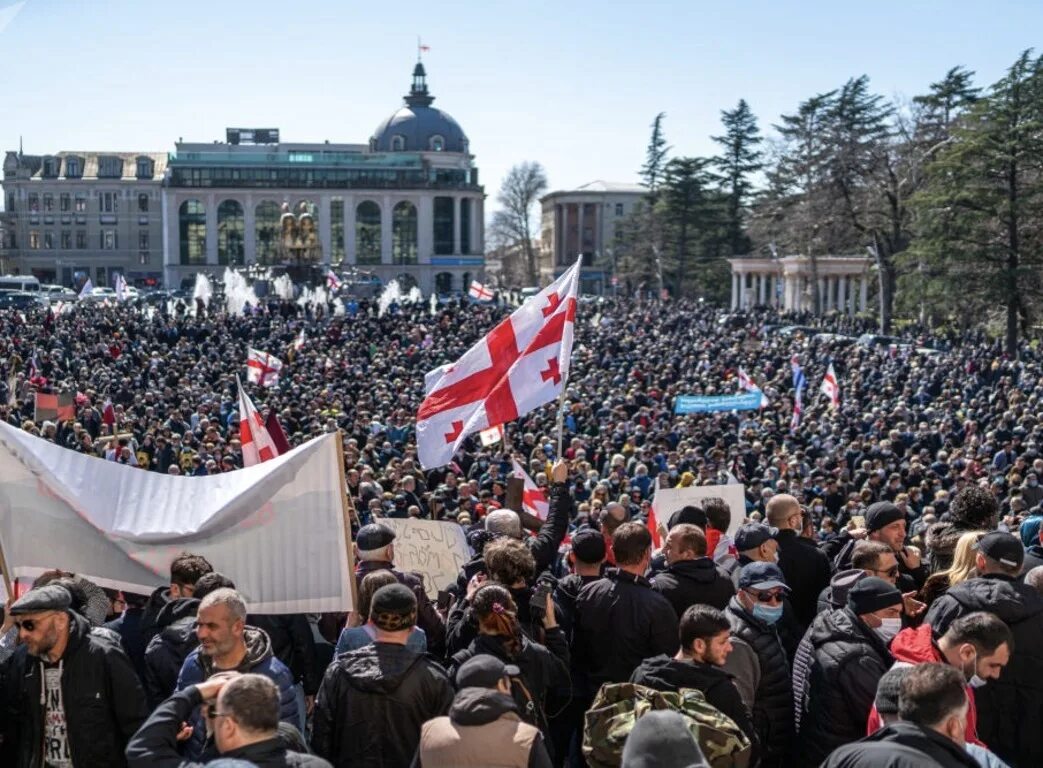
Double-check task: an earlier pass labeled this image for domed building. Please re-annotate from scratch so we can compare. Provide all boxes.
[153,62,485,293]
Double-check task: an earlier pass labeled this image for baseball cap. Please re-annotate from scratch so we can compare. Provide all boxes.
[734,523,777,551]
[455,653,520,689]
[975,530,1025,569]
[737,562,790,592]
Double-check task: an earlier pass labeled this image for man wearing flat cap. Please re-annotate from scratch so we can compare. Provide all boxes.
[792,577,903,766]
[0,583,148,768]
[354,522,445,656]
[925,530,1043,767]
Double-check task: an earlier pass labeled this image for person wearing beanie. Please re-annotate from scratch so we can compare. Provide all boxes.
[1,584,148,768]
[312,583,454,768]
[833,502,929,592]
[620,710,709,768]
[924,530,1043,766]
[791,577,903,766]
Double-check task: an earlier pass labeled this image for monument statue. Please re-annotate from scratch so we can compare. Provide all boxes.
[277,201,321,264]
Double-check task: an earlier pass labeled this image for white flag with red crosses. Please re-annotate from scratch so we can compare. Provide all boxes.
[237,377,279,467]
[417,259,582,469]
[511,459,549,520]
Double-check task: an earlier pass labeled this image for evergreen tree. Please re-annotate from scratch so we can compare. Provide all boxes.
[712,99,763,256]
[660,157,719,296]
[909,50,1043,354]
[913,66,981,143]
[640,112,670,199]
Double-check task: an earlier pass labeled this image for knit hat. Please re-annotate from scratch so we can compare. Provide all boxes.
[874,666,911,717]
[368,583,417,631]
[668,505,707,530]
[571,528,607,564]
[846,576,903,615]
[864,501,904,532]
[620,710,709,768]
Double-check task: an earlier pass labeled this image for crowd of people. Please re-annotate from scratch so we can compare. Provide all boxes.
[3,293,1043,766]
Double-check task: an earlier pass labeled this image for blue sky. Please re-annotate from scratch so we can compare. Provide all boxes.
[1,0,1040,215]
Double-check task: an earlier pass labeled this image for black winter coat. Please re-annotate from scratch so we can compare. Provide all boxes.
[573,569,679,693]
[651,557,735,617]
[924,574,1043,767]
[142,596,199,709]
[312,642,454,768]
[0,611,148,768]
[356,561,446,657]
[821,722,980,768]
[776,529,832,630]
[791,608,892,768]
[126,687,331,768]
[726,596,793,767]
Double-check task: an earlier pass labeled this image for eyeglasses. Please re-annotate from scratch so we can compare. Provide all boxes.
[205,706,231,721]
[874,566,900,578]
[747,590,785,604]
[13,613,55,632]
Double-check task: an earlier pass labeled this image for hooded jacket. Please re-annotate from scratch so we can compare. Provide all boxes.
[629,654,756,749]
[355,561,446,657]
[822,722,980,768]
[651,557,736,616]
[176,625,299,761]
[414,687,552,768]
[0,611,148,768]
[726,595,793,767]
[791,607,893,767]
[924,574,1043,767]
[143,595,200,708]
[865,624,981,745]
[312,642,454,768]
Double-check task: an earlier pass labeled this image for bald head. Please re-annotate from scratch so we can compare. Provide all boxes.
[766,494,802,529]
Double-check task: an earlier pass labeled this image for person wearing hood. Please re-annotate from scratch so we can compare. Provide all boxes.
[791,577,903,767]
[175,588,299,762]
[924,531,1043,766]
[414,654,552,768]
[652,523,735,616]
[866,611,1012,744]
[619,710,709,768]
[0,584,148,768]
[630,605,756,753]
[822,663,981,768]
[313,583,454,768]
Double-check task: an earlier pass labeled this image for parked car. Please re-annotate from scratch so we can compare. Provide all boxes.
[0,291,47,310]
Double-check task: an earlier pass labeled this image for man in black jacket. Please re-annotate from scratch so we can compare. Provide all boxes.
[652,523,735,616]
[724,562,794,768]
[822,664,979,768]
[1,584,148,768]
[313,584,454,768]
[924,530,1043,767]
[832,502,930,592]
[573,523,679,695]
[767,494,831,630]
[631,605,756,751]
[792,577,902,767]
[126,672,331,767]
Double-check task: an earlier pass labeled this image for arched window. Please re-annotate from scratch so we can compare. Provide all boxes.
[429,135,445,152]
[255,201,281,265]
[179,200,206,265]
[356,201,382,265]
[435,272,453,294]
[391,135,406,152]
[392,201,418,265]
[217,200,245,265]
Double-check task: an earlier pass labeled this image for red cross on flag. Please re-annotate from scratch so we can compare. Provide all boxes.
[326,269,342,292]
[417,259,582,469]
[820,362,840,409]
[246,348,283,388]
[236,377,279,467]
[511,459,549,520]
[468,281,494,302]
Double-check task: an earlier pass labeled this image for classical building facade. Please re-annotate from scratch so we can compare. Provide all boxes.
[539,180,646,293]
[1,151,166,285]
[727,255,874,314]
[1,63,485,294]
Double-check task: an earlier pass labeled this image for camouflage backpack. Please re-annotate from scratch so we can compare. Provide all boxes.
[582,682,752,768]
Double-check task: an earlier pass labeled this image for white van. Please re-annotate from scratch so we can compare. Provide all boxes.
[0,275,41,293]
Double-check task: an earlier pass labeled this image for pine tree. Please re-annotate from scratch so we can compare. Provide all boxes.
[913,66,981,143]
[712,99,763,256]
[640,112,670,200]
[660,157,719,296]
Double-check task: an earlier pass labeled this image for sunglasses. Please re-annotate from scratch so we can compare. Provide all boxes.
[875,565,900,578]
[748,590,785,604]
[13,614,53,632]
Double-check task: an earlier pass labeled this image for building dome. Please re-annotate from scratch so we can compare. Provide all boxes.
[371,63,469,154]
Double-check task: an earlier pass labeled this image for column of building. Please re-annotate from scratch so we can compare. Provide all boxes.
[205,193,218,267]
[319,196,332,267]
[243,195,256,265]
[381,194,392,265]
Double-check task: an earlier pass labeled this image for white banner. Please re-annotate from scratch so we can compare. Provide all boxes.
[382,518,471,598]
[652,483,747,536]
[0,422,353,613]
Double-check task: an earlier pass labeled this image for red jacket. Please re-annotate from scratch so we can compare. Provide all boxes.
[866,623,983,746]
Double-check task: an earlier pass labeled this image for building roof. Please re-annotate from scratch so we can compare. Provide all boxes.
[541,180,648,203]
[3,151,167,181]
[371,63,469,154]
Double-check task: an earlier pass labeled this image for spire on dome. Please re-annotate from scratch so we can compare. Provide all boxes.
[405,62,435,108]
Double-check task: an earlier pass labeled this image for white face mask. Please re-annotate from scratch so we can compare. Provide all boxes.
[965,651,988,688]
[874,617,902,643]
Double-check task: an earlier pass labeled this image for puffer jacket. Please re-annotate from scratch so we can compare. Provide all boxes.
[726,596,792,767]
[142,596,200,708]
[925,574,1043,767]
[791,607,892,768]
[651,557,736,616]
[175,626,299,761]
[312,642,454,768]
[0,611,148,768]
[822,722,980,768]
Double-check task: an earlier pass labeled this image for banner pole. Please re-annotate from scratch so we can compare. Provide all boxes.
[555,369,569,461]
[0,520,14,601]
[335,432,359,611]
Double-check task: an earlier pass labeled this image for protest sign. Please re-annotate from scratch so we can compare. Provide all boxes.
[674,392,763,414]
[382,517,472,598]
[652,482,747,535]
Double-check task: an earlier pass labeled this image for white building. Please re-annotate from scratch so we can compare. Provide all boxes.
[727,254,874,314]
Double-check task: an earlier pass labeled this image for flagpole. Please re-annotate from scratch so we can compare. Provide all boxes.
[555,369,569,460]
[335,432,360,611]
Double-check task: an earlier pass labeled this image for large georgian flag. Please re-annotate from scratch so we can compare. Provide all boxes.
[417,259,581,469]
[237,377,280,467]
[512,459,549,521]
[246,348,283,388]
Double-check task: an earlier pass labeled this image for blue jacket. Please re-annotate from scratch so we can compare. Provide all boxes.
[175,625,299,760]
